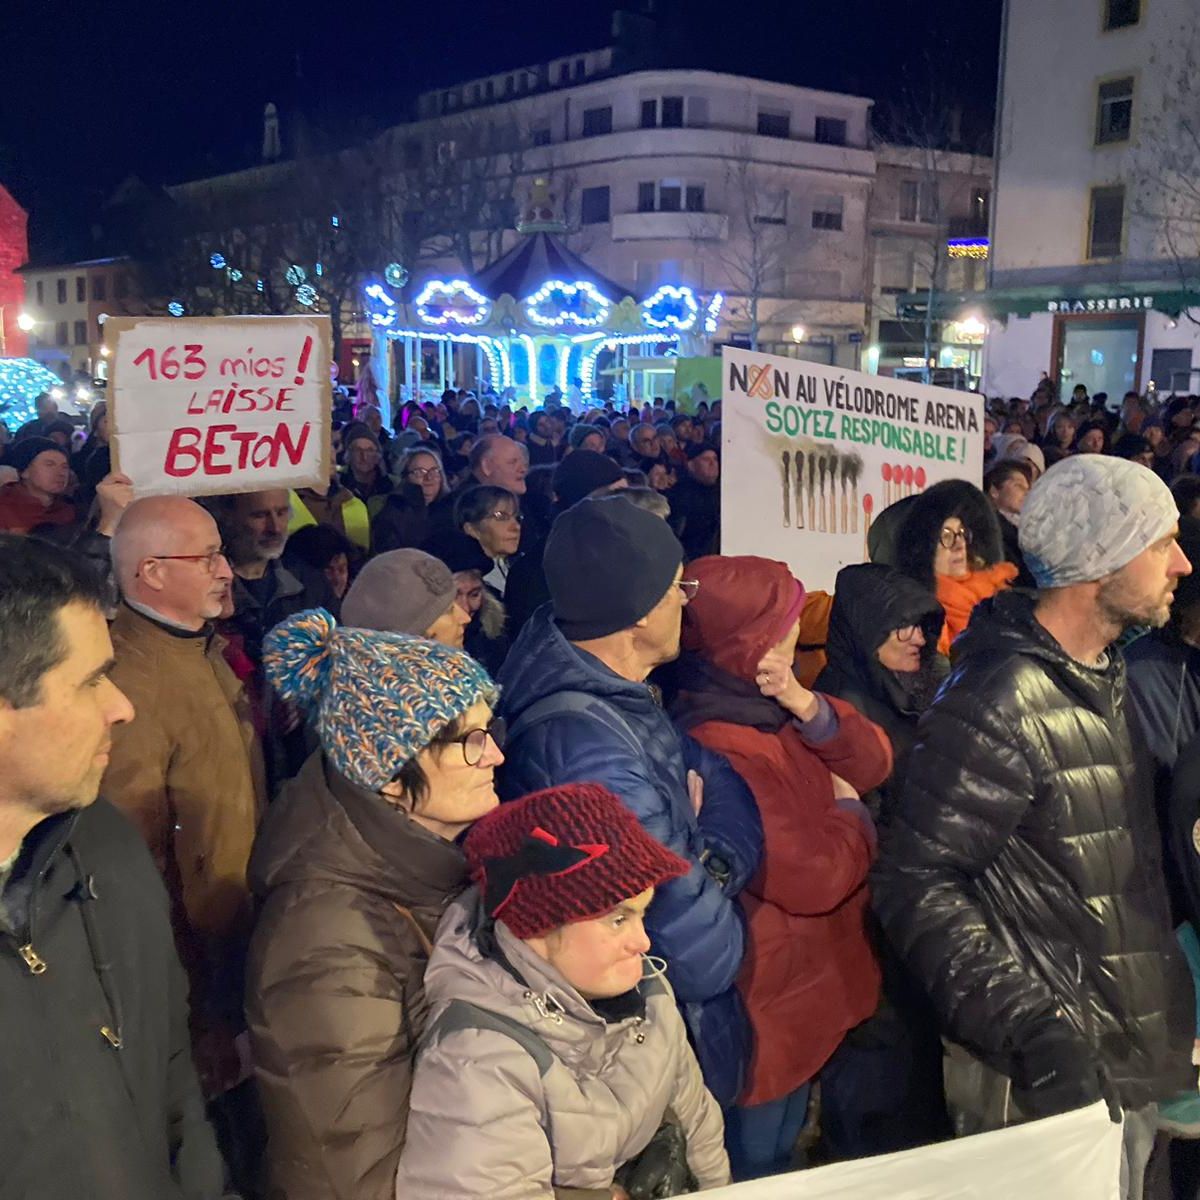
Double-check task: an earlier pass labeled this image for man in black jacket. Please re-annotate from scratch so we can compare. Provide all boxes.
[0,534,224,1199]
[873,455,1194,1200]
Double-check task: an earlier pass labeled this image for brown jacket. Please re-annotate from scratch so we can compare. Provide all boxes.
[245,752,468,1200]
[102,604,265,1019]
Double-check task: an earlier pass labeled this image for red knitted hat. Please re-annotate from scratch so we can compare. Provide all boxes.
[464,783,690,938]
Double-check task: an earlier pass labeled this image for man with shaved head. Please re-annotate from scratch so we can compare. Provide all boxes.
[103,495,265,1116]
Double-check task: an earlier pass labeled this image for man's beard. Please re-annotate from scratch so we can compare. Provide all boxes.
[1096,575,1175,632]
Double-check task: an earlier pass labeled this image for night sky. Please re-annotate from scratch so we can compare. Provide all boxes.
[5,0,1002,257]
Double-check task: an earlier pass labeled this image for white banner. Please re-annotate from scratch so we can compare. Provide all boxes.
[708,1102,1121,1200]
[108,315,332,498]
[720,349,984,592]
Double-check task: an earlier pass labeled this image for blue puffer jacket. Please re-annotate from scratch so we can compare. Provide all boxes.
[497,605,764,1106]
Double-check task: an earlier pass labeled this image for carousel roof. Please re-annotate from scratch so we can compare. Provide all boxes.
[473,232,633,303]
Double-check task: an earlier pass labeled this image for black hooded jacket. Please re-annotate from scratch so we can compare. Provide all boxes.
[872,590,1193,1112]
[896,479,1005,590]
[0,801,223,1199]
[815,563,947,809]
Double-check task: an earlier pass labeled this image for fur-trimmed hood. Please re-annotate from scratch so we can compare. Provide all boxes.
[896,479,1004,589]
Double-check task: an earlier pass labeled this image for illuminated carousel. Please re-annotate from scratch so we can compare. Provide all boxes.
[363,180,723,412]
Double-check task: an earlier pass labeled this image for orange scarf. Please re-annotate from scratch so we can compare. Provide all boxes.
[936,562,1019,655]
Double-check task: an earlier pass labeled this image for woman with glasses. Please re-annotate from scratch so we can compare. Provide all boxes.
[669,555,893,1177]
[455,484,523,599]
[371,447,453,555]
[896,479,1017,657]
[246,608,506,1200]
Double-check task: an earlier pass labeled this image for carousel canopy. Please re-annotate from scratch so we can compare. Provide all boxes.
[473,232,632,304]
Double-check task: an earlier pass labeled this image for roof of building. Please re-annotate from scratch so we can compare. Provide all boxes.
[473,231,632,301]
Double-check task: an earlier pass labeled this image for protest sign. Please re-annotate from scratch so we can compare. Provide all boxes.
[707,1101,1120,1200]
[108,315,332,498]
[721,347,984,592]
[673,357,721,414]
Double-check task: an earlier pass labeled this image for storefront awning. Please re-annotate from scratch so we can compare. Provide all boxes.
[897,283,1200,322]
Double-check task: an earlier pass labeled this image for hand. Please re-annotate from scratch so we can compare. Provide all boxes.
[755,648,818,721]
[687,770,704,817]
[1011,1025,1101,1119]
[612,1188,631,1200]
[95,471,135,536]
[830,773,858,802]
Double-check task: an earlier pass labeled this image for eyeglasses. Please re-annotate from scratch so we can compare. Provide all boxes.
[449,716,507,766]
[677,579,700,601]
[484,510,523,523]
[894,625,920,643]
[405,466,442,481]
[146,548,229,574]
[349,445,380,458]
[938,526,973,550]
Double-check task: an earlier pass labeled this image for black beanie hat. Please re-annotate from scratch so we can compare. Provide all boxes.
[552,450,625,511]
[545,494,683,640]
[8,436,68,473]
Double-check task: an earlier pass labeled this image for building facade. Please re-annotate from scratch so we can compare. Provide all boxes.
[0,184,30,360]
[980,0,1200,399]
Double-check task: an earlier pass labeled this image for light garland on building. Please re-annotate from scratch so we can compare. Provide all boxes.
[947,238,989,260]
[642,284,699,331]
[415,279,490,326]
[295,284,318,307]
[525,279,612,329]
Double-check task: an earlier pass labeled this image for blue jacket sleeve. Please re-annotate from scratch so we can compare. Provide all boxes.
[498,715,746,1004]
[680,734,763,896]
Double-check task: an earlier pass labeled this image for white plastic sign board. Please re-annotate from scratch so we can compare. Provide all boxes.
[108,314,332,498]
[721,348,985,592]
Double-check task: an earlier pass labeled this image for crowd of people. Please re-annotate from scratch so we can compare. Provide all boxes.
[3,373,1200,1200]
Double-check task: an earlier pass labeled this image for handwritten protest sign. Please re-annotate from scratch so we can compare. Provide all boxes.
[107,315,332,498]
[721,347,984,592]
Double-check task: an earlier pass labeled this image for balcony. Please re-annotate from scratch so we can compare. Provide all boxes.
[611,211,729,241]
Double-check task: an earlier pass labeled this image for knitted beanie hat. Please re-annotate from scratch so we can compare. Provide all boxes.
[264,608,497,790]
[8,436,68,473]
[552,449,625,511]
[464,783,689,938]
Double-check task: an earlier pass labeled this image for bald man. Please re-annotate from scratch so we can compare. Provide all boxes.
[104,496,265,1104]
[469,434,528,495]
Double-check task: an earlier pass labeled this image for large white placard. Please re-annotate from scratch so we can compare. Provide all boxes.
[708,1102,1121,1200]
[108,315,332,498]
[721,348,984,592]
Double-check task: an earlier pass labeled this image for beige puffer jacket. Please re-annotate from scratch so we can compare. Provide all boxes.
[395,892,730,1199]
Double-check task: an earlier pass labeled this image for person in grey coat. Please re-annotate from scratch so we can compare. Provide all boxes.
[395,782,730,1199]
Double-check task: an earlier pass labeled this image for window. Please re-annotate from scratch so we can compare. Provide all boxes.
[754,191,788,225]
[659,183,682,212]
[56,278,66,304]
[76,276,85,303]
[1104,0,1140,30]
[73,320,87,345]
[638,181,656,212]
[471,83,481,102]
[641,99,657,128]
[485,80,495,100]
[36,280,44,305]
[532,126,552,146]
[56,320,68,346]
[436,140,457,164]
[91,276,106,302]
[581,186,610,225]
[1096,77,1134,144]
[1088,185,1125,257]
[581,106,613,137]
[505,75,515,96]
[812,194,844,231]
[757,109,791,138]
[899,180,939,222]
[815,116,848,145]
[685,185,705,213]
[661,96,684,128]
[574,58,586,80]
[687,96,709,127]
[404,138,423,167]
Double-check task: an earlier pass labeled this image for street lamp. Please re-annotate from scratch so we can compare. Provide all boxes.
[16,312,34,332]
[0,308,36,354]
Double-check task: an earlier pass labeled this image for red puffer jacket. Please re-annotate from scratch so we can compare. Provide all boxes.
[673,556,893,1106]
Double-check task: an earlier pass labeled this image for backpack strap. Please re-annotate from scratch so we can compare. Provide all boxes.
[424,998,556,1076]
[506,690,644,759]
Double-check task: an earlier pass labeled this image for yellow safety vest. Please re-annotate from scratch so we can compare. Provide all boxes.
[288,490,371,552]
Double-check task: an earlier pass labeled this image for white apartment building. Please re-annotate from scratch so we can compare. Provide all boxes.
[869,144,991,382]
[981,0,1200,399]
[405,60,877,367]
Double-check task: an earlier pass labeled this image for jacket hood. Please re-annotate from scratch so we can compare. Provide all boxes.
[821,564,945,711]
[954,589,1124,717]
[897,479,1004,589]
[248,751,467,907]
[498,603,654,720]
[680,556,804,682]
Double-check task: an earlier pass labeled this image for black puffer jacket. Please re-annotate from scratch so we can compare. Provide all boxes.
[872,589,1193,1110]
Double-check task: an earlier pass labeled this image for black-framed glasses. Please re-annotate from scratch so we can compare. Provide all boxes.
[450,716,507,766]
[938,526,973,550]
[677,579,700,601]
[894,625,920,643]
[145,548,229,574]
